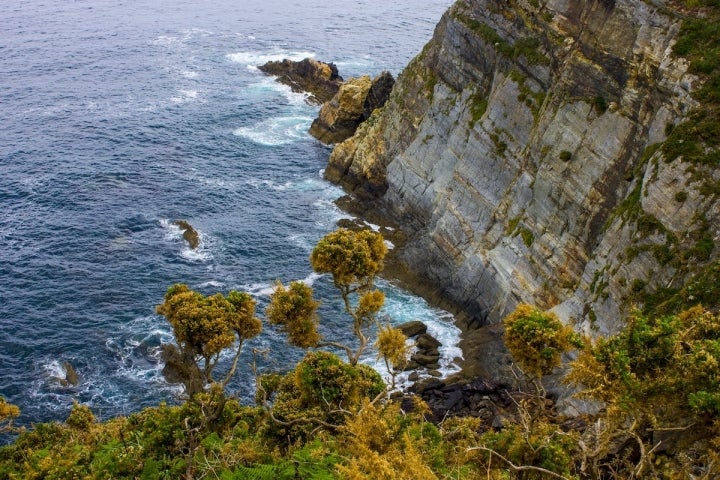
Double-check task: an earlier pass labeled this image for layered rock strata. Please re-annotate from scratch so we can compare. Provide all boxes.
[326,0,719,345]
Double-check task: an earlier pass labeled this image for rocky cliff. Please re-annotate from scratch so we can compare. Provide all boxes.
[327,0,720,342]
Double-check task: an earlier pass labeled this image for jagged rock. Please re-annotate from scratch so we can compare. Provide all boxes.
[363,71,395,118]
[309,76,372,144]
[411,374,514,424]
[257,58,343,104]
[61,361,79,387]
[324,0,712,341]
[309,71,395,144]
[397,320,427,337]
[174,220,199,249]
[403,360,421,371]
[321,2,720,417]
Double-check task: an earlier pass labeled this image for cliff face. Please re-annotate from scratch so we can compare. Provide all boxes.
[327,0,720,335]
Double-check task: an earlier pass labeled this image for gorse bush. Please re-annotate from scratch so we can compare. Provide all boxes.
[503,304,580,378]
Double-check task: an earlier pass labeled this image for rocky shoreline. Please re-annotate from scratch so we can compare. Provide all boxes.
[258,57,520,423]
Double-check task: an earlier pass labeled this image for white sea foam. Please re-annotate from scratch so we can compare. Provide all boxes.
[226,50,316,67]
[181,70,199,79]
[233,115,313,146]
[376,281,463,381]
[180,244,212,262]
[245,177,293,191]
[171,89,199,103]
[197,280,226,289]
[43,359,69,384]
[302,272,323,286]
[159,218,182,239]
[238,272,322,297]
[364,221,381,232]
[242,77,313,106]
[159,218,213,262]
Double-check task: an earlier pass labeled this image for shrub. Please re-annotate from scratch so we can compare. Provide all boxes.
[503,304,579,378]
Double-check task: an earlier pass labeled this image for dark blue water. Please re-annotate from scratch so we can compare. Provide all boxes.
[0,0,457,428]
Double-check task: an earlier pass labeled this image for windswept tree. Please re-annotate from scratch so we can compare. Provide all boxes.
[268,228,393,366]
[566,306,720,477]
[263,229,410,442]
[156,284,262,396]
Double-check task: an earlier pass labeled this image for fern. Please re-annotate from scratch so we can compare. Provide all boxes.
[221,462,296,480]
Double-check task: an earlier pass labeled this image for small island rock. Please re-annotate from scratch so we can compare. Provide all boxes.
[257,58,343,105]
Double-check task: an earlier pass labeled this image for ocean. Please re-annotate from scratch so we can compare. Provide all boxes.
[0,0,457,429]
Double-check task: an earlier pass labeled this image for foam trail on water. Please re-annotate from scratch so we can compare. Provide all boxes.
[171,89,199,103]
[243,77,312,106]
[240,272,323,298]
[233,116,313,146]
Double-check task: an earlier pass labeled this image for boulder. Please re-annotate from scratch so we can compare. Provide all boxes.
[415,333,442,351]
[309,71,395,144]
[411,352,441,367]
[397,320,427,338]
[161,344,205,396]
[257,58,343,104]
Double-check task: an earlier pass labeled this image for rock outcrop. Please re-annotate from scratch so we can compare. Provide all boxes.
[61,361,79,387]
[258,58,343,104]
[326,0,720,348]
[175,220,200,250]
[309,71,395,144]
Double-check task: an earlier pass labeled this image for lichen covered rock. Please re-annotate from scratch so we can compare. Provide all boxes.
[309,72,395,144]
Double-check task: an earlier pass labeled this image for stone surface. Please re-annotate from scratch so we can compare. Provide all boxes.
[325,0,717,342]
[309,76,372,144]
[321,2,720,409]
[309,71,395,144]
[61,361,79,387]
[397,320,427,337]
[257,58,343,104]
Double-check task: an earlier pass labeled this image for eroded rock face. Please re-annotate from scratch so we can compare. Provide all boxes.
[326,0,718,343]
[309,76,373,144]
[257,58,343,104]
[309,72,395,144]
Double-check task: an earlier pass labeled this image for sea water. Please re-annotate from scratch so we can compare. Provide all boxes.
[0,0,457,428]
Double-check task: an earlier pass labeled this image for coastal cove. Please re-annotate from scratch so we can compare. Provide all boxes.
[0,0,456,427]
[3,0,720,476]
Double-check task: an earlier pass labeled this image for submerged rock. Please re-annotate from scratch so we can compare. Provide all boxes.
[257,58,343,104]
